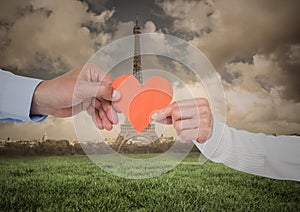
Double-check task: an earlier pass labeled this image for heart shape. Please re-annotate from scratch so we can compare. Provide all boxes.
[111,74,173,132]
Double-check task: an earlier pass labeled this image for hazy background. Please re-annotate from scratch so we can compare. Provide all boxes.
[0,0,299,140]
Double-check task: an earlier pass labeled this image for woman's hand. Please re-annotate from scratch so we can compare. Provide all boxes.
[151,98,212,143]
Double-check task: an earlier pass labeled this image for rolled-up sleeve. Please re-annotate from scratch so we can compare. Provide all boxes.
[0,69,47,122]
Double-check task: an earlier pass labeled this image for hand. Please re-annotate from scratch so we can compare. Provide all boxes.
[30,64,121,130]
[151,98,212,143]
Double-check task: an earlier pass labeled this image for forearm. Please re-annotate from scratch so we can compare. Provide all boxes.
[194,119,300,181]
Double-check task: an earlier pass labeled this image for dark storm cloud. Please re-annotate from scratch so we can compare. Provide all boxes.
[0,0,31,23]
[79,0,108,15]
[254,75,272,93]
[0,4,60,78]
[3,52,70,80]
[156,0,215,39]
[221,68,242,85]
[0,2,52,50]
[174,0,300,102]
[0,0,115,78]
[271,44,300,101]
[229,56,254,65]
[82,0,174,34]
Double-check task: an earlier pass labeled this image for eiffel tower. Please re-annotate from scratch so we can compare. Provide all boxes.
[115,16,158,152]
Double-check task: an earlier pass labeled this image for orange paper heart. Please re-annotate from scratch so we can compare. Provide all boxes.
[112,74,173,132]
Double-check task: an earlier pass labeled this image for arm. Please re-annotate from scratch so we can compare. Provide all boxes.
[0,65,121,130]
[0,69,46,122]
[193,119,300,181]
[152,98,300,181]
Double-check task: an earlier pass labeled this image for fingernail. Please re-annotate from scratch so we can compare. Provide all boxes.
[112,90,121,101]
[151,112,158,120]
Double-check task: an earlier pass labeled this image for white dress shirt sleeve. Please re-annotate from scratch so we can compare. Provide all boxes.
[0,69,47,122]
[193,118,300,181]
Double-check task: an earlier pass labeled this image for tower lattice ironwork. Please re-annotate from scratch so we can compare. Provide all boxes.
[133,17,143,84]
[115,16,157,152]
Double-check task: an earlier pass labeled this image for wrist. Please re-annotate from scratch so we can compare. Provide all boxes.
[30,80,54,116]
[193,117,226,160]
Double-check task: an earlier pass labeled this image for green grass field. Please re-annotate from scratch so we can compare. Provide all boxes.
[0,153,299,211]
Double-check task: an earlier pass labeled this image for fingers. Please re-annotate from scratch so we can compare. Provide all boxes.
[75,66,120,129]
[151,98,209,122]
[97,105,113,130]
[90,98,113,130]
[174,119,200,132]
[153,116,173,125]
[151,104,174,123]
[82,64,113,84]
[152,98,212,143]
[174,116,212,143]
[81,81,121,101]
[92,98,118,125]
[78,64,119,101]
[86,104,103,130]
[87,103,112,130]
[178,128,212,143]
[70,98,113,131]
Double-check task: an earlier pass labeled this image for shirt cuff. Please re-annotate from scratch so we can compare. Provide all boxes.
[1,73,47,122]
[192,117,226,160]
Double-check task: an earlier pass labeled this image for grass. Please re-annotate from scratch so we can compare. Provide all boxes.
[0,153,299,211]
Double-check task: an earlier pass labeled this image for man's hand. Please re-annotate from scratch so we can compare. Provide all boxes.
[30,65,120,130]
[151,98,212,143]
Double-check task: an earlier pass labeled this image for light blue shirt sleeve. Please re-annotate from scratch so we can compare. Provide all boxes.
[0,69,47,122]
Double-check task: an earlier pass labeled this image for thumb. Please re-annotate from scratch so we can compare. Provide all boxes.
[81,82,121,101]
[151,104,173,124]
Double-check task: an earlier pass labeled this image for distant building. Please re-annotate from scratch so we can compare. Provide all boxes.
[41,133,48,142]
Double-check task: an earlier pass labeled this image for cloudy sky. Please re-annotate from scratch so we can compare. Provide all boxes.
[0,0,299,140]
